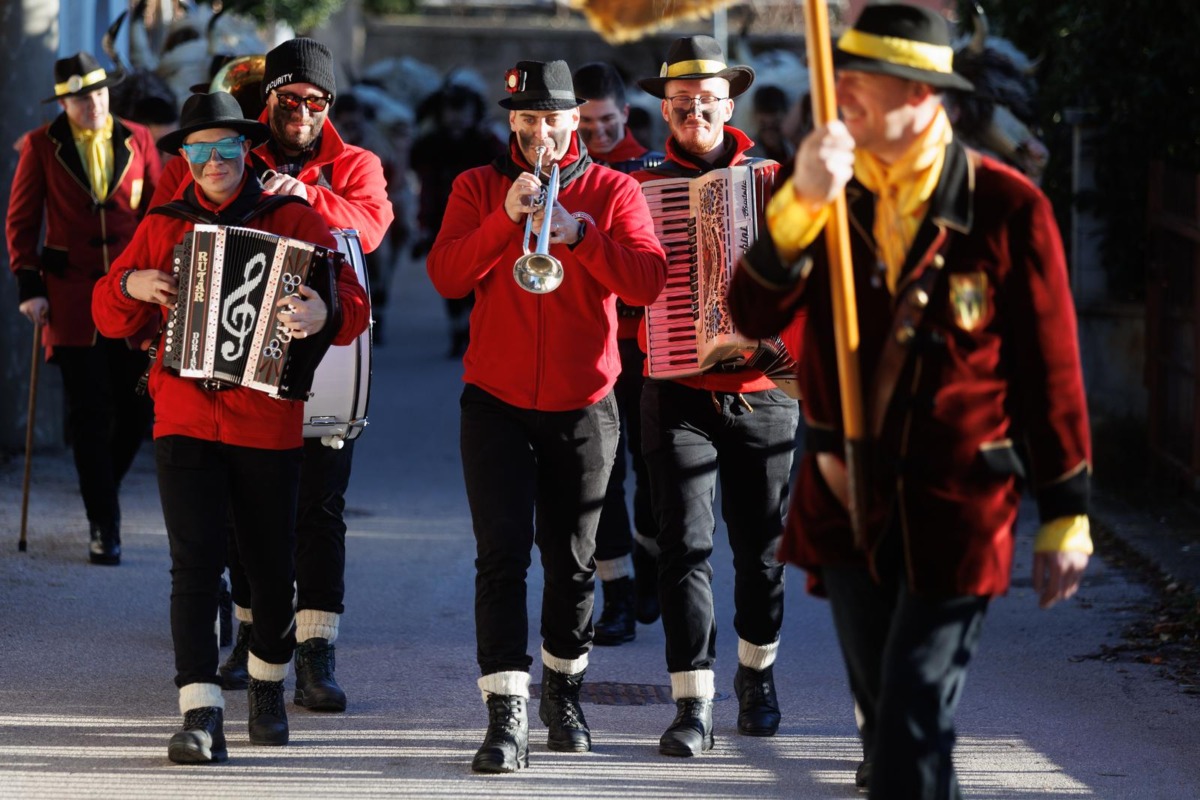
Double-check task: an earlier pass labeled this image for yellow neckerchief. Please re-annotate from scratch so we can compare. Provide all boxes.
[70,115,114,201]
[853,105,952,294]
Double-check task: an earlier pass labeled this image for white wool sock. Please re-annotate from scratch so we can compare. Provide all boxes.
[595,555,633,582]
[179,682,224,713]
[296,609,340,644]
[541,645,588,677]
[669,669,715,700]
[248,652,289,683]
[478,670,531,703]
[738,637,780,671]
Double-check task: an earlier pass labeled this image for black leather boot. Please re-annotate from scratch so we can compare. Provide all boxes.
[593,577,636,646]
[247,678,288,746]
[632,542,660,624]
[538,668,591,752]
[219,622,251,690]
[88,522,120,566]
[659,697,714,757]
[734,663,781,736]
[294,638,347,712]
[168,706,227,764]
[471,694,529,773]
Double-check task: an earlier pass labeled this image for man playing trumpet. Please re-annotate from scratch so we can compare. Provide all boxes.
[426,59,665,772]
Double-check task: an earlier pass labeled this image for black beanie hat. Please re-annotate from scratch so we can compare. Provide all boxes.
[261,38,336,101]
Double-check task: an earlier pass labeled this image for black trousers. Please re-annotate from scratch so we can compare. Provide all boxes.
[460,383,619,676]
[641,380,798,673]
[53,337,152,529]
[156,436,301,688]
[228,437,354,615]
[594,337,654,563]
[822,530,990,800]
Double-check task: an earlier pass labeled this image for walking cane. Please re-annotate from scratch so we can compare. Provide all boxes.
[803,0,869,547]
[18,322,42,553]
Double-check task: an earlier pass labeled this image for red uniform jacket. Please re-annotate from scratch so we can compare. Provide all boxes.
[7,113,161,356]
[92,176,369,450]
[151,116,393,254]
[426,134,666,411]
[730,142,1091,598]
[632,127,802,394]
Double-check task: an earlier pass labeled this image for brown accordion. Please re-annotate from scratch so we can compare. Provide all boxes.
[161,224,342,400]
[640,161,797,395]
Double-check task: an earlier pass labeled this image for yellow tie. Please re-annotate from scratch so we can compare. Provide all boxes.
[853,107,952,294]
[73,116,114,201]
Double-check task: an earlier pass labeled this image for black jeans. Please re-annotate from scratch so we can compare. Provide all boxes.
[53,337,152,529]
[641,380,798,673]
[594,337,654,562]
[460,383,619,676]
[156,436,301,688]
[227,437,354,614]
[822,531,990,800]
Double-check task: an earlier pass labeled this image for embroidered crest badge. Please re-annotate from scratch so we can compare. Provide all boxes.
[949,272,988,332]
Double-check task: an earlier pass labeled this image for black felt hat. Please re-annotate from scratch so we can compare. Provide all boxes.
[636,35,754,99]
[498,60,584,111]
[43,51,124,103]
[156,91,271,153]
[833,3,974,92]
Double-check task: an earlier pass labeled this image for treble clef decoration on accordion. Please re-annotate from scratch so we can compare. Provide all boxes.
[640,161,800,397]
[161,224,345,400]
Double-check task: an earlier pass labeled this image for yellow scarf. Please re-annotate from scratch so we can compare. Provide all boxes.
[71,116,114,201]
[853,106,952,294]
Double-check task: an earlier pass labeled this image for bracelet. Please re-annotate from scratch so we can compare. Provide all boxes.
[568,219,587,251]
[119,268,136,300]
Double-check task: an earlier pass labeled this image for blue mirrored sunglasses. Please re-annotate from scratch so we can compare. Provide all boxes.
[180,135,247,164]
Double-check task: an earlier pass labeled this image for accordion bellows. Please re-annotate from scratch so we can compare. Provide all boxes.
[162,224,342,400]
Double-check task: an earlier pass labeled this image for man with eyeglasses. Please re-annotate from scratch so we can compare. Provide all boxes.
[93,91,369,763]
[630,35,800,757]
[7,52,161,567]
[152,37,393,714]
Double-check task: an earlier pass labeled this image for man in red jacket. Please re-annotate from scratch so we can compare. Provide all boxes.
[427,59,666,773]
[6,52,161,566]
[93,91,368,764]
[571,61,664,646]
[728,5,1092,795]
[631,35,800,757]
[152,38,392,712]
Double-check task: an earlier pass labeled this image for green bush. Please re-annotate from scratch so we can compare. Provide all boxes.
[977,0,1200,301]
[236,0,347,35]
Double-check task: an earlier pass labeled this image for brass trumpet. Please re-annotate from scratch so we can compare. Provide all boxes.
[513,146,564,294]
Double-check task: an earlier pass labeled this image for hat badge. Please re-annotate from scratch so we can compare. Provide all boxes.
[66,74,84,93]
[504,68,525,94]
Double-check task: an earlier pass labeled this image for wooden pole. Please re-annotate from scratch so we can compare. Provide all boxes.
[803,0,870,546]
[18,323,42,552]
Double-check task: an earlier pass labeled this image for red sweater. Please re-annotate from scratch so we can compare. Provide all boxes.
[92,177,369,450]
[427,134,666,411]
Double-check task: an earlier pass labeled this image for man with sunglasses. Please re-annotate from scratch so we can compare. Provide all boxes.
[152,38,392,713]
[630,36,801,757]
[93,91,369,763]
[7,52,161,567]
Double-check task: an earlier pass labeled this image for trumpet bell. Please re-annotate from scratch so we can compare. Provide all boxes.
[514,252,564,294]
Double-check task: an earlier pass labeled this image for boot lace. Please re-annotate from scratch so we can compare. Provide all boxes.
[249,680,285,717]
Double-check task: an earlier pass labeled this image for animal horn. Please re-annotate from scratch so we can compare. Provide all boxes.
[966,2,988,55]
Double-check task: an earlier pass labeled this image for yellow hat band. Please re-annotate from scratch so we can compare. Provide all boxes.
[661,59,729,79]
[837,29,955,75]
[55,68,107,97]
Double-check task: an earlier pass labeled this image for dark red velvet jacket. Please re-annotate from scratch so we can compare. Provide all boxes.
[730,142,1091,598]
[7,114,161,356]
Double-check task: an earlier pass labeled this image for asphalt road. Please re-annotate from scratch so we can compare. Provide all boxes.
[1,260,1198,799]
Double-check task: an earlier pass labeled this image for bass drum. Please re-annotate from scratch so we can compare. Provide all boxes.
[303,228,372,448]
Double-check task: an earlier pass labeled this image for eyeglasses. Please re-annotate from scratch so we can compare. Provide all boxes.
[180,135,246,164]
[273,90,332,113]
[667,94,728,113]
